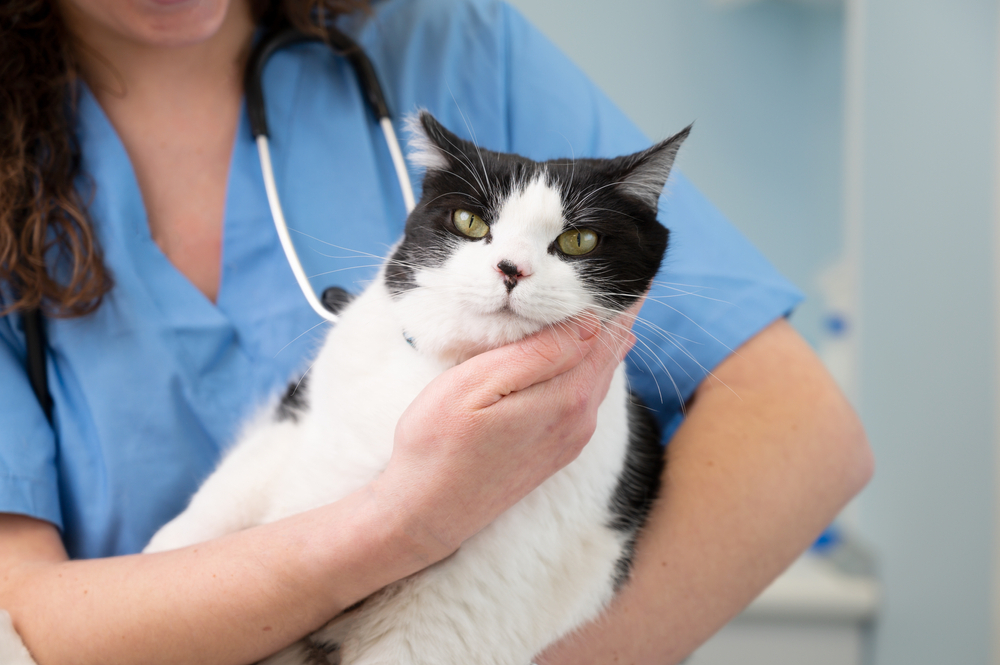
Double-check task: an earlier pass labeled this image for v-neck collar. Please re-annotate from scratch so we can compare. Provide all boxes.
[75,85,250,374]
[78,86,235,318]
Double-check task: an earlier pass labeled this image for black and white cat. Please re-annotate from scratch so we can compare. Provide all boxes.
[144,112,690,665]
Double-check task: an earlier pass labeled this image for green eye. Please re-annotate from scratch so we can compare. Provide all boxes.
[556,228,599,256]
[453,209,489,238]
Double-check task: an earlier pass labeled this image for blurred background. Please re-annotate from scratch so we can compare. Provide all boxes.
[503,0,998,663]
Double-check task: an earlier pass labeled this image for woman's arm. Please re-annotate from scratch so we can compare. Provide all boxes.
[538,318,874,665]
[0,314,634,665]
[0,490,422,665]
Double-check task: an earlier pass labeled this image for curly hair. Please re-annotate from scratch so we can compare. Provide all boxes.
[0,0,370,318]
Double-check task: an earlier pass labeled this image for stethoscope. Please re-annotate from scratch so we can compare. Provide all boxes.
[245,24,417,324]
[22,24,418,423]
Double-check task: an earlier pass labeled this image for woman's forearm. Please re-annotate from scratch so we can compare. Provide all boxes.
[0,485,439,665]
[538,318,874,665]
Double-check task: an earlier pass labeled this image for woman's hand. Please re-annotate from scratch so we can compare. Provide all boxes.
[374,306,640,562]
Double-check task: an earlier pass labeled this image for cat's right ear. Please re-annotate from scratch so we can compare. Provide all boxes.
[615,124,692,210]
[405,111,468,172]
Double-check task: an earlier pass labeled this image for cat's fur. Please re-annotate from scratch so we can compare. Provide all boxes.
[145,112,689,665]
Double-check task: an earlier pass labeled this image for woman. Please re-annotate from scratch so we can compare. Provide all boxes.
[0,0,873,663]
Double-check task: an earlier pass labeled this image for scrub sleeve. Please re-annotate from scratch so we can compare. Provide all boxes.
[0,0,802,559]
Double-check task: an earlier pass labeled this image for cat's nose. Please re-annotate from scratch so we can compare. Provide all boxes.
[497,260,521,277]
[496,259,530,293]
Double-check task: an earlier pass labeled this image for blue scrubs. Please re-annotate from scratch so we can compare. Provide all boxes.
[0,0,802,559]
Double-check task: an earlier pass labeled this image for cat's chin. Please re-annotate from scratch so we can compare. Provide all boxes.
[402,309,555,367]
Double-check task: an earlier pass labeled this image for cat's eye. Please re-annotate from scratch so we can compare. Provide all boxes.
[453,209,489,239]
[556,228,599,256]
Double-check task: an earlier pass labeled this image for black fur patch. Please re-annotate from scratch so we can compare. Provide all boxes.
[274,288,348,424]
[276,374,309,423]
[608,392,664,590]
[547,157,670,312]
[303,637,341,665]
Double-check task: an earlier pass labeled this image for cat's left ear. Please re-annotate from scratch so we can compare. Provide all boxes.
[405,110,475,172]
[615,124,692,210]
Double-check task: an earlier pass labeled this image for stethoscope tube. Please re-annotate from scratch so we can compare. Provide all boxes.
[246,25,416,323]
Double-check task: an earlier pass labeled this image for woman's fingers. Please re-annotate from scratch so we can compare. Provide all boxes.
[501,301,643,455]
[459,299,642,411]
[515,300,642,404]
[456,315,601,408]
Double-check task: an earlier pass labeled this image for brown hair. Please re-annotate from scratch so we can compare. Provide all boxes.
[0,0,370,318]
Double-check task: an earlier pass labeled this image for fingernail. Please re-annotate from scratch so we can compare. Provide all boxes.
[573,317,599,340]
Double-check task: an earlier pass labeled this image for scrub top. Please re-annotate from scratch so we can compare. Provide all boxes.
[0,0,802,559]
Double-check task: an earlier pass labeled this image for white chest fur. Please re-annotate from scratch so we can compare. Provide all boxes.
[145,279,636,665]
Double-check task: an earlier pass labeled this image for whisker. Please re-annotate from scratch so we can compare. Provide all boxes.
[274,319,331,358]
[650,279,724,291]
[644,300,745,362]
[448,87,491,192]
[307,264,387,278]
[286,230,390,260]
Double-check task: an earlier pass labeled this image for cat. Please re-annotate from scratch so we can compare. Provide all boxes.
[144,111,690,665]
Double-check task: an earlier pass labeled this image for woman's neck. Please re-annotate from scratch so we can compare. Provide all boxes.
[59,0,256,304]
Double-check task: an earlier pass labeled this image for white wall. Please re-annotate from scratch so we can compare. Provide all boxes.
[851,1,997,663]
[504,0,999,663]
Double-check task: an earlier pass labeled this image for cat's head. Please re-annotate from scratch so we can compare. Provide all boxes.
[386,111,689,364]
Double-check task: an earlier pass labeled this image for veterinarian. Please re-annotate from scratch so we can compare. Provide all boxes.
[0,0,873,663]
